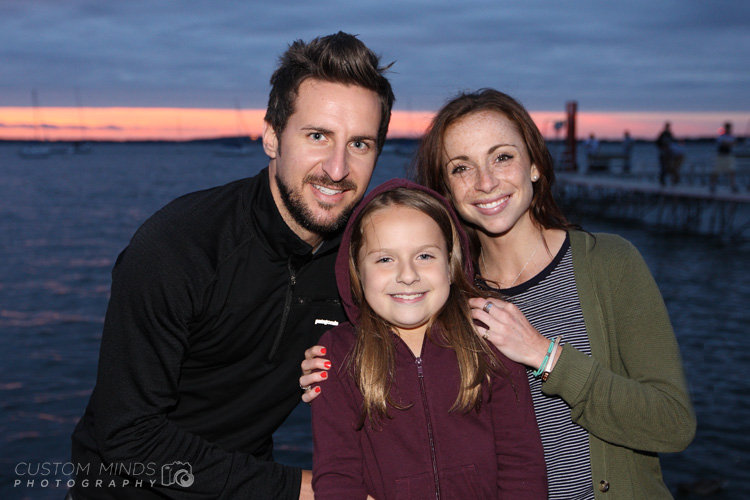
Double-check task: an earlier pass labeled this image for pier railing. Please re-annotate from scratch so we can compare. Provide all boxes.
[555,172,750,241]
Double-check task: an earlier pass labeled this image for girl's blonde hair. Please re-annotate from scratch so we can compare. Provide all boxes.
[346,187,507,427]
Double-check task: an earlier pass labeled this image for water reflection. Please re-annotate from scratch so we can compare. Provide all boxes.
[0,142,747,499]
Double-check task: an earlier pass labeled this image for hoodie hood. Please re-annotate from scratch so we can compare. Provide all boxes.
[335,178,473,325]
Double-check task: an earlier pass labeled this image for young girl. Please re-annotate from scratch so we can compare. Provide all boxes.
[311,178,546,500]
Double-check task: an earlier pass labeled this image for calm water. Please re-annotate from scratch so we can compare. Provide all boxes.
[1,141,748,499]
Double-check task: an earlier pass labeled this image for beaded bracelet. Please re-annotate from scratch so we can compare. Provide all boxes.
[532,338,556,377]
[541,335,563,382]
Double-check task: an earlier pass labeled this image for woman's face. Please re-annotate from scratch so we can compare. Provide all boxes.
[442,110,539,237]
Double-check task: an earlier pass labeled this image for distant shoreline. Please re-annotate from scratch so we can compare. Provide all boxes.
[0,136,739,145]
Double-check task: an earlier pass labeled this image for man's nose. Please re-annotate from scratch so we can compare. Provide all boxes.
[322,144,350,182]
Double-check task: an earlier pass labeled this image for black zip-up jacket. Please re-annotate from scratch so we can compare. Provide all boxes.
[71,168,346,499]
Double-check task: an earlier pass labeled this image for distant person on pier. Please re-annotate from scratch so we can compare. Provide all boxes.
[656,121,674,186]
[710,122,738,193]
[584,133,600,170]
[622,130,633,173]
[303,88,696,500]
[669,139,686,185]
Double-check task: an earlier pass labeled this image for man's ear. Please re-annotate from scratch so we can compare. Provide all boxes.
[262,121,278,159]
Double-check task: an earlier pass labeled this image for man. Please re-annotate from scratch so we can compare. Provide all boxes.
[69,32,394,500]
[584,133,600,171]
[622,130,632,173]
[710,121,738,193]
[656,121,673,186]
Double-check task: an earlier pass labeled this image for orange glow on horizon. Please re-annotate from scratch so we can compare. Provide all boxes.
[1,106,747,142]
[0,107,268,142]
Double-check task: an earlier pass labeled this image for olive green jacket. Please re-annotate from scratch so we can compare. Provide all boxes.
[542,230,696,499]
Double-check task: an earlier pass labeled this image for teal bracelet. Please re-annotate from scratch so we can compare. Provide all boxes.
[532,338,556,377]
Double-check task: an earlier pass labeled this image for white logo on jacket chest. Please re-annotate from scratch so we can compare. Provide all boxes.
[314,319,339,326]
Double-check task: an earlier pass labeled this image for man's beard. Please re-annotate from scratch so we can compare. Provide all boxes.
[276,172,358,237]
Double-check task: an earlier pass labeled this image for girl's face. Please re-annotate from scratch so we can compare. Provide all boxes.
[358,205,451,338]
[442,110,539,237]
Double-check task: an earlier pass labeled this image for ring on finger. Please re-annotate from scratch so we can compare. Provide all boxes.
[482,332,489,340]
[483,301,494,314]
[300,384,312,392]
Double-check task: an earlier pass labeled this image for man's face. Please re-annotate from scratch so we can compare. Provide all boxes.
[264,79,382,247]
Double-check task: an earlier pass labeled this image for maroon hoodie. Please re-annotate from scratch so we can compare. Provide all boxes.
[311,179,547,499]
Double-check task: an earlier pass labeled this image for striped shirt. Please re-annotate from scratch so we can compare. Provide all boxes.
[478,235,594,500]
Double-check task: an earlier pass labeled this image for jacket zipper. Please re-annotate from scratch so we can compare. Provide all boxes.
[416,356,441,499]
[268,258,297,361]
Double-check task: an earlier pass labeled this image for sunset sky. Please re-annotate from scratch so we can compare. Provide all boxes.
[1,1,748,141]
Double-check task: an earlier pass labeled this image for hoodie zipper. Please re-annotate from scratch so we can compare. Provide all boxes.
[416,356,441,499]
[268,258,297,361]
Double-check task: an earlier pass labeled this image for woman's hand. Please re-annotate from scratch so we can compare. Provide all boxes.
[469,297,555,370]
[299,345,331,404]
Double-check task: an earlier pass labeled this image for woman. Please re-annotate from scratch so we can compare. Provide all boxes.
[414,88,695,499]
[302,89,696,499]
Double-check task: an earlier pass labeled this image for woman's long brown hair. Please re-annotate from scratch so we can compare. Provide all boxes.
[346,187,506,427]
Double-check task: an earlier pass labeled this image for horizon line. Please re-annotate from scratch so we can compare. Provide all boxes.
[1,106,748,142]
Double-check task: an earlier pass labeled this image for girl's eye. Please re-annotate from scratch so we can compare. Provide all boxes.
[450,164,468,175]
[417,253,434,260]
[375,256,392,264]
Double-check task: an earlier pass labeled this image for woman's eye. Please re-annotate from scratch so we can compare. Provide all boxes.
[495,153,513,163]
[450,164,468,175]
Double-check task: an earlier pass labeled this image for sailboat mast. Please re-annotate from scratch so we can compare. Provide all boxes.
[31,89,44,142]
[75,88,87,143]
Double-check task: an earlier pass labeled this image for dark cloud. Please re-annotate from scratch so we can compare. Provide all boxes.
[1,0,748,112]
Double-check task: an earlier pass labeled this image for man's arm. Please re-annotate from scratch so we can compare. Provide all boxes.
[299,470,314,500]
[85,235,302,499]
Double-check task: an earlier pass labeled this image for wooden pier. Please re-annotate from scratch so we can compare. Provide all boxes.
[555,173,750,241]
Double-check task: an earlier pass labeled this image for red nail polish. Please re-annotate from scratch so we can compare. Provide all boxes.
[320,347,327,355]
[324,361,331,369]
[320,371,328,379]
[314,386,321,393]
